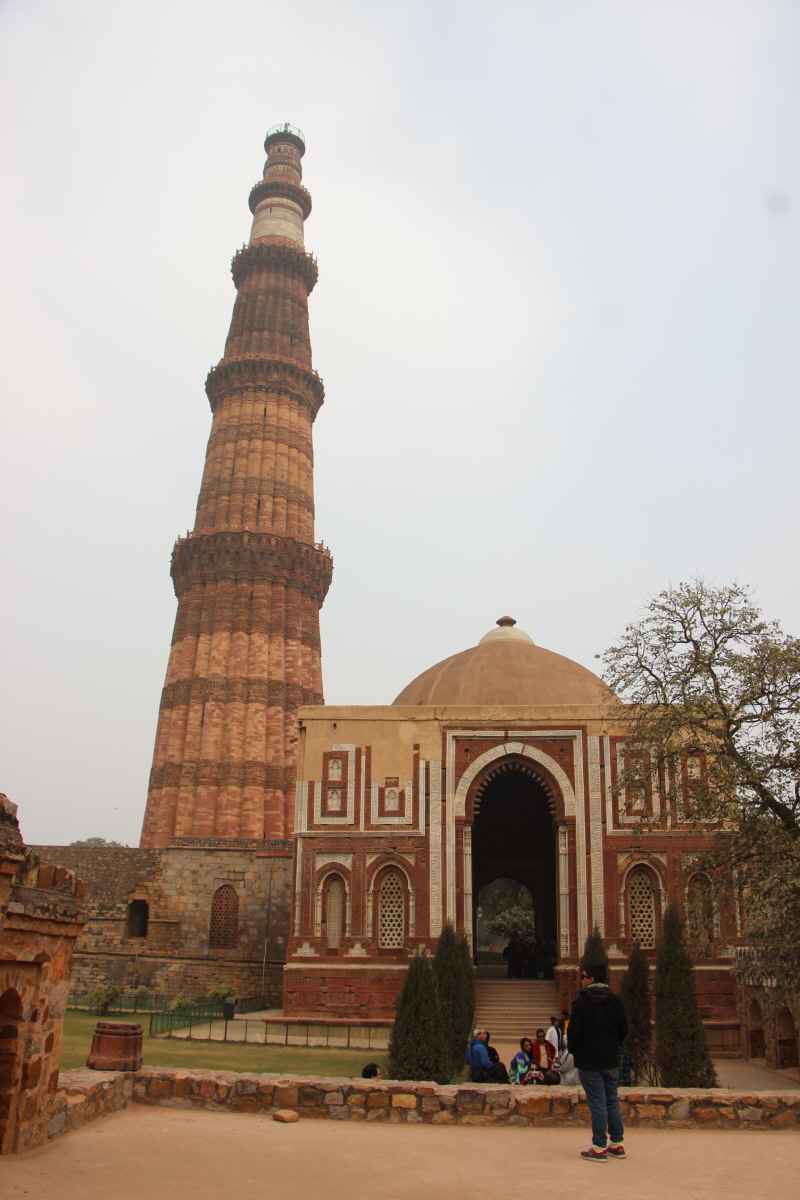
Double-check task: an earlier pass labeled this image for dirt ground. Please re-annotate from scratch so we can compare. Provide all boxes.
[5,1105,799,1200]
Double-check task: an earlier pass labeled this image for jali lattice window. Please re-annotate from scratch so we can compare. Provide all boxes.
[628,868,655,948]
[326,876,344,948]
[209,884,239,949]
[378,870,404,948]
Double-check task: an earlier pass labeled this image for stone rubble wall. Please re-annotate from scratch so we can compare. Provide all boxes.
[42,1066,799,1146]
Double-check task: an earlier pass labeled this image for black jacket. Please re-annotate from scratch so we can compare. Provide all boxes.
[567,985,628,1071]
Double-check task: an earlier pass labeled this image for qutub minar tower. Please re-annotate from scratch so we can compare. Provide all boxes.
[141,125,332,847]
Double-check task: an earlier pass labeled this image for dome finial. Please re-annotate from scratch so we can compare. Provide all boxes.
[496,615,516,627]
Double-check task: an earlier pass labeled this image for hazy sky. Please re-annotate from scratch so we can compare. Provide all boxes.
[1,1,798,846]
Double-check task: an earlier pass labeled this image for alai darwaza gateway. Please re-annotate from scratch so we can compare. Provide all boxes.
[285,614,689,1021]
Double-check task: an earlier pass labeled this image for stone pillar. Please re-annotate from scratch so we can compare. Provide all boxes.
[141,126,333,847]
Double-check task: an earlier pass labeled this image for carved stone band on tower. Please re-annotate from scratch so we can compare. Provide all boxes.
[140,127,333,848]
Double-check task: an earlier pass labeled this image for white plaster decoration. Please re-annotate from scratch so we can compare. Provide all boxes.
[428,761,442,937]
[618,856,668,939]
[385,787,399,811]
[295,780,308,834]
[345,942,369,957]
[604,736,614,832]
[445,761,456,926]
[588,736,605,936]
[293,941,318,958]
[607,943,625,959]
[370,776,415,825]
[315,853,354,870]
[365,854,382,868]
[463,825,473,943]
[418,759,426,835]
[359,750,366,831]
[328,787,343,811]
[571,732,588,949]
[328,757,343,781]
[558,825,570,959]
[293,836,304,936]
[313,745,356,824]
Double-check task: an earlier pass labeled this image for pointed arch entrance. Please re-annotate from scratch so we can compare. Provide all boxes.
[470,758,558,969]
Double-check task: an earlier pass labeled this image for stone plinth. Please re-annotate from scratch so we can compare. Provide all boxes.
[86,1023,143,1071]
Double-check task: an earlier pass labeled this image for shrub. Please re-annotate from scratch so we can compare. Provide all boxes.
[654,904,717,1087]
[433,921,474,1081]
[387,948,449,1084]
[167,994,196,1012]
[619,941,652,1083]
[206,983,235,1003]
[87,984,122,1015]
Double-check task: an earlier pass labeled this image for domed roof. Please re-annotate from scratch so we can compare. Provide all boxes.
[392,617,607,707]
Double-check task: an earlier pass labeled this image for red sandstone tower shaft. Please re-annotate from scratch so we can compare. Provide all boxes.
[140,126,332,848]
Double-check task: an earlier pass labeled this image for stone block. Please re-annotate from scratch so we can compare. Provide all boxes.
[507,1115,529,1127]
[274,1086,298,1107]
[406,1110,423,1124]
[635,1105,665,1120]
[421,1098,440,1113]
[694,1108,719,1123]
[346,1094,366,1107]
[392,1094,417,1108]
[199,1079,216,1099]
[273,1109,299,1123]
[519,1095,550,1118]
[770,1111,797,1130]
[455,1089,484,1114]
[669,1100,690,1120]
[300,1086,323,1106]
[230,1096,258,1112]
[367,1092,389,1107]
[367,1108,388,1122]
[462,1114,495,1126]
[329,1106,350,1120]
[430,1110,454,1124]
[324,1092,344,1106]
[738,1107,763,1123]
[147,1079,171,1099]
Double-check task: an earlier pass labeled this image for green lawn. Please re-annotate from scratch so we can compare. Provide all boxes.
[61,1011,382,1077]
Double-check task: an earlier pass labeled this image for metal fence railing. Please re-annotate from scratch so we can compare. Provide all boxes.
[68,992,172,1014]
[148,1016,390,1049]
[149,996,266,1037]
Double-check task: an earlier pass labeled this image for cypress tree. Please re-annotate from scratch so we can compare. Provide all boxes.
[619,941,652,1084]
[433,921,474,1081]
[654,903,718,1087]
[579,924,610,977]
[457,928,475,1034]
[387,948,449,1084]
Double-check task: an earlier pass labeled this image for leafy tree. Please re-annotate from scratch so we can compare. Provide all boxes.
[433,922,474,1081]
[619,941,652,1084]
[653,904,717,1088]
[456,928,475,1033]
[387,948,449,1084]
[579,924,609,977]
[600,579,800,991]
[87,983,122,1014]
[70,837,124,847]
[488,906,537,940]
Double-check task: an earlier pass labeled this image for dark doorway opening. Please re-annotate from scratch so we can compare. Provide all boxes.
[471,763,557,968]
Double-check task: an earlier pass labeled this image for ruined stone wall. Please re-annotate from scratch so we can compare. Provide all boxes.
[35,840,292,1003]
[0,795,85,1154]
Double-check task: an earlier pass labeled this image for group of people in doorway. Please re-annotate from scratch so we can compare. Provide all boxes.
[501,935,557,979]
[465,1011,578,1087]
[465,962,630,1162]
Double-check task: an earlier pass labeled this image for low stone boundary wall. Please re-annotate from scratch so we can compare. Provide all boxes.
[44,1067,799,1147]
[131,1069,798,1129]
[47,1070,134,1141]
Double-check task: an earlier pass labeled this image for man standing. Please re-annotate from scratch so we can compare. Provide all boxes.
[567,963,629,1162]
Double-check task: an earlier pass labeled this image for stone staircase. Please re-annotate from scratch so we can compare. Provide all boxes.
[473,978,560,1041]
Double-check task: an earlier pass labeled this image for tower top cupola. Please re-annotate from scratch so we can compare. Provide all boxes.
[248,122,312,247]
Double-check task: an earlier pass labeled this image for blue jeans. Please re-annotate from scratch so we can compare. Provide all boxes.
[578,1068,624,1148]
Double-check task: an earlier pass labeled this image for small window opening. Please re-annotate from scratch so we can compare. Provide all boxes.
[127,899,149,938]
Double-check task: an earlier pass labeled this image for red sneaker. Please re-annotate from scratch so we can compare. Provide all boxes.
[607,1144,626,1159]
[580,1147,608,1162]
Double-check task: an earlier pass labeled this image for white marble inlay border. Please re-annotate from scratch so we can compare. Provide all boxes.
[588,735,604,936]
[429,761,442,937]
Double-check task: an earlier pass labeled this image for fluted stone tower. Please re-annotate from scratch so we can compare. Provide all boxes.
[141,126,332,848]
